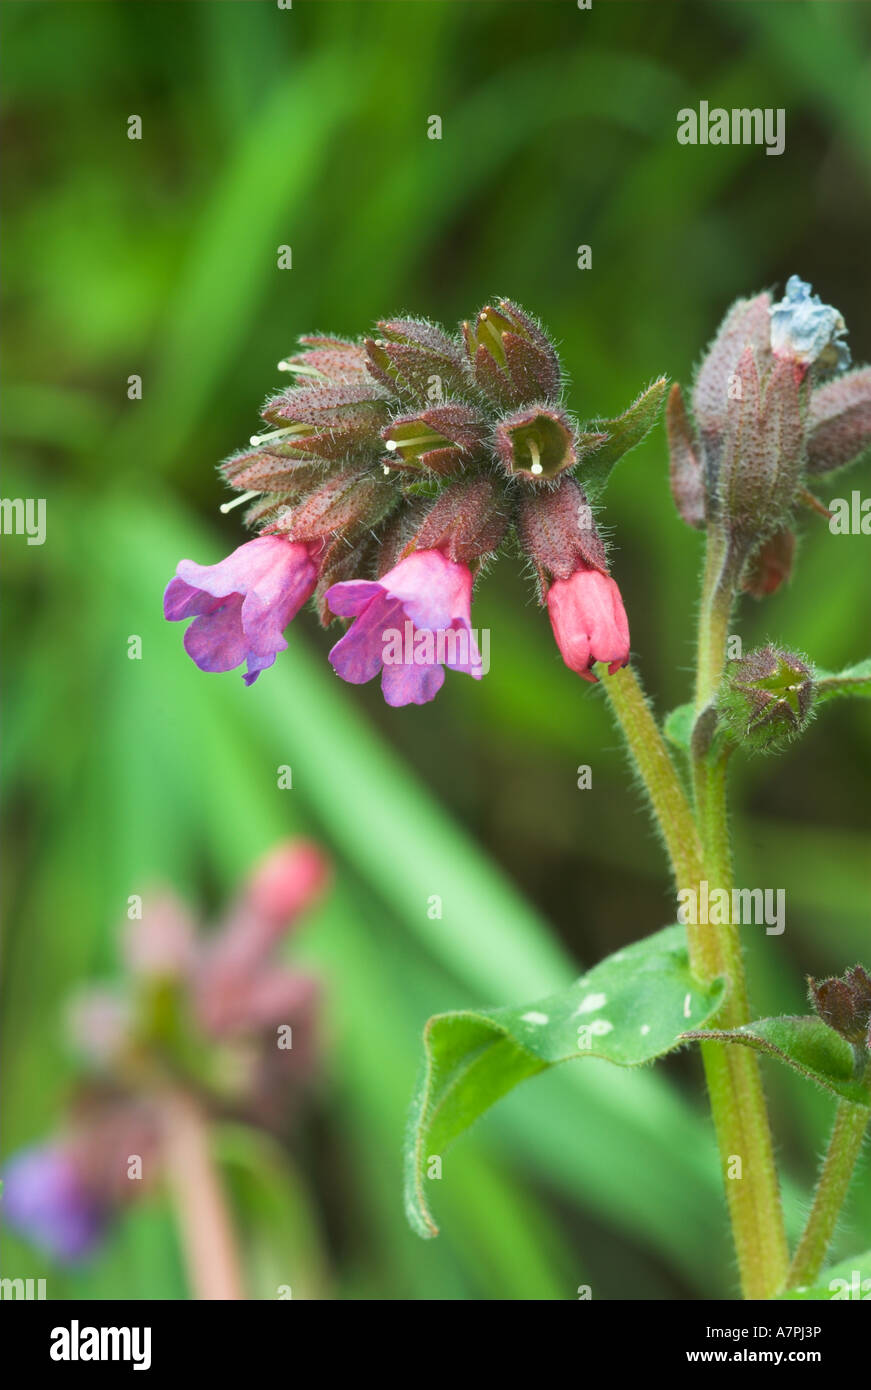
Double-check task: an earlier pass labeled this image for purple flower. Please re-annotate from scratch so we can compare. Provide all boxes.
[3,1145,104,1261]
[164,536,319,685]
[326,549,483,707]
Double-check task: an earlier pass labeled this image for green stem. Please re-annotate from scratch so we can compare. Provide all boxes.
[787,1098,869,1289]
[687,525,788,1298]
[600,664,704,892]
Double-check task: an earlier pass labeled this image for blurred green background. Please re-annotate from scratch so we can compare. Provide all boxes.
[2,0,870,1300]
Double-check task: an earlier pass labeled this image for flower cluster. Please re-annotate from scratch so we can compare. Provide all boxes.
[165,301,668,704]
[2,842,327,1261]
[667,275,871,596]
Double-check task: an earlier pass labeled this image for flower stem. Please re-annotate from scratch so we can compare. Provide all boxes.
[599,664,704,891]
[161,1089,245,1300]
[787,1098,869,1289]
[688,526,789,1298]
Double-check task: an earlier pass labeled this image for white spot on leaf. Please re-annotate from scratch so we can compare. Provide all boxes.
[521,1011,549,1025]
[573,992,607,1016]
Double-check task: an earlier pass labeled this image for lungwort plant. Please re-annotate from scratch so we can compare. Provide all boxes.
[165,281,871,1300]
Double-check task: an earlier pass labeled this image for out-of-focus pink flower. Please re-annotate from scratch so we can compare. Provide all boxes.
[67,988,132,1068]
[245,841,329,928]
[547,565,630,682]
[326,548,482,706]
[123,894,198,981]
[163,536,320,685]
[197,841,328,985]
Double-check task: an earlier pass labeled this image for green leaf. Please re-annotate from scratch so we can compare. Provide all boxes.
[684,1016,871,1107]
[814,658,871,703]
[778,1250,871,1301]
[664,702,695,754]
[580,376,668,497]
[405,925,725,1238]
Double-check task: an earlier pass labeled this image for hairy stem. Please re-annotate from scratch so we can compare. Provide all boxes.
[688,525,788,1298]
[600,664,704,891]
[787,1098,869,1289]
[161,1089,245,1301]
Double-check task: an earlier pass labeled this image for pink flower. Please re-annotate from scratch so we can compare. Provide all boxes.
[163,536,319,685]
[325,549,482,707]
[547,565,630,682]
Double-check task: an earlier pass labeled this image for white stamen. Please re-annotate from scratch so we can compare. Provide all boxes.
[528,439,543,475]
[277,361,325,378]
[386,434,435,452]
[250,424,312,448]
[220,490,260,514]
[382,464,391,475]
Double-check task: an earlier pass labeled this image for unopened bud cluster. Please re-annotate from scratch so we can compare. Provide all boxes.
[667,276,871,596]
[717,644,814,752]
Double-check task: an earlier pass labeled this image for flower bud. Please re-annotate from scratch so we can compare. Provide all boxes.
[280,335,369,386]
[666,383,706,528]
[769,276,850,375]
[517,477,608,594]
[245,841,329,928]
[260,383,389,461]
[547,566,630,682]
[741,527,796,598]
[715,347,807,542]
[221,448,328,497]
[462,299,561,407]
[264,469,396,544]
[717,644,813,751]
[381,402,488,476]
[693,292,772,470]
[494,404,590,482]
[364,318,468,400]
[805,367,871,476]
[809,966,871,1052]
[407,475,508,566]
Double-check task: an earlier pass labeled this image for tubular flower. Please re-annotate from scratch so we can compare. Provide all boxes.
[326,549,481,707]
[164,536,320,685]
[547,566,630,682]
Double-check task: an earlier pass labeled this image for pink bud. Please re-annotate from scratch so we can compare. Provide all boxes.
[246,841,329,926]
[547,566,630,682]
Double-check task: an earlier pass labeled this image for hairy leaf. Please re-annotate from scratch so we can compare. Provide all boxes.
[814,658,871,703]
[580,377,668,497]
[684,1016,871,1106]
[405,925,725,1238]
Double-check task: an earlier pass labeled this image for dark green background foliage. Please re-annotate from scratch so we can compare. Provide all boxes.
[2,0,869,1299]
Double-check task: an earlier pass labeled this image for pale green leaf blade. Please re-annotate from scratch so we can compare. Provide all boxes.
[405,925,725,1238]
